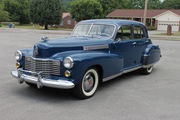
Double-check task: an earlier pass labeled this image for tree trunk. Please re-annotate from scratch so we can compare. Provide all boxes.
[44,24,48,30]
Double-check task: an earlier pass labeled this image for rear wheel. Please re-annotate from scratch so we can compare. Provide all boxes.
[141,66,153,75]
[73,68,99,99]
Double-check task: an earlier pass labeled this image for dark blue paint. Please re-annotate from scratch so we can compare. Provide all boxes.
[18,19,161,85]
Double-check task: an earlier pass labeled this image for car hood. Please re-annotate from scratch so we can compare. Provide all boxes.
[34,36,112,58]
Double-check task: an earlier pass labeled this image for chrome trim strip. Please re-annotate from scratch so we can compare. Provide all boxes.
[103,66,143,82]
[83,44,109,50]
[11,69,75,89]
[26,56,59,61]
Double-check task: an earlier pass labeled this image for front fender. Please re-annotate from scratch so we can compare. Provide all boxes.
[143,44,161,65]
[67,51,123,84]
[16,48,33,68]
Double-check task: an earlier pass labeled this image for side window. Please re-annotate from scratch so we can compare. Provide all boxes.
[115,25,132,41]
[133,26,145,39]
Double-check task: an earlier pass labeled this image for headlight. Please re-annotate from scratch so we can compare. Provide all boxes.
[15,50,22,61]
[63,57,74,69]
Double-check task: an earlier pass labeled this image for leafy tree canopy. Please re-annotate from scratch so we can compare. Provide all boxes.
[3,0,30,24]
[30,0,63,29]
[162,0,180,9]
[0,2,9,22]
[70,0,103,22]
[98,0,121,17]
[132,0,162,9]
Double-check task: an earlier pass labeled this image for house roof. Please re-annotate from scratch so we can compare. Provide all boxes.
[62,12,71,18]
[107,9,180,18]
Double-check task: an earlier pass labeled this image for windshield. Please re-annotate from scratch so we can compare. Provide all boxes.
[72,24,115,38]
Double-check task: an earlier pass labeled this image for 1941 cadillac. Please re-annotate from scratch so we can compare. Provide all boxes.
[11,19,161,99]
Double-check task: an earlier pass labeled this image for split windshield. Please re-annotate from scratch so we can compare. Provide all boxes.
[72,24,115,38]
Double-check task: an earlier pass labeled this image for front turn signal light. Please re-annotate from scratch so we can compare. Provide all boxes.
[65,70,71,78]
[16,62,20,68]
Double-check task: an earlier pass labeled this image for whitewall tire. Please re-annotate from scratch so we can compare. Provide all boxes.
[73,68,99,99]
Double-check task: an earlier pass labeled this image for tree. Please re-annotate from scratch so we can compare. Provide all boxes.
[0,3,9,22]
[70,0,103,22]
[30,0,63,30]
[132,0,162,9]
[16,0,30,24]
[98,0,121,17]
[3,0,30,24]
[62,0,74,12]
[148,0,162,9]
[162,0,180,9]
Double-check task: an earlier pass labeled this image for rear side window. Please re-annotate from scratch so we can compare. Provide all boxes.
[133,26,145,39]
[115,25,132,41]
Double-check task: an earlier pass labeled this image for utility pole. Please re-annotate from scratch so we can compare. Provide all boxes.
[143,0,148,25]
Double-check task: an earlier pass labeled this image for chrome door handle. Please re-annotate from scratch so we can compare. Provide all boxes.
[145,40,149,43]
[132,42,137,45]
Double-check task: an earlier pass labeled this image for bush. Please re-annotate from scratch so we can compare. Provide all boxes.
[147,25,155,30]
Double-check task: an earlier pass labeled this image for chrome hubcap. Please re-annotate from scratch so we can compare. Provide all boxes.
[83,73,95,92]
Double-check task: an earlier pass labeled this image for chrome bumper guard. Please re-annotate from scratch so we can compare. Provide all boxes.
[11,69,75,89]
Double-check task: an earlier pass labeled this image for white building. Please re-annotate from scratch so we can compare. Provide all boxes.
[107,9,180,32]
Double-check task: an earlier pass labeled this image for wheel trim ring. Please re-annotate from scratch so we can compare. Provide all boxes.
[82,69,99,97]
[147,66,153,73]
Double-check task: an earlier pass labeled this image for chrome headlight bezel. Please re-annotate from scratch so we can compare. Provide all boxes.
[15,50,22,61]
[63,57,74,69]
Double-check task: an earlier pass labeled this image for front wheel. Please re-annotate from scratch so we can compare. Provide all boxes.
[141,66,153,75]
[73,68,99,99]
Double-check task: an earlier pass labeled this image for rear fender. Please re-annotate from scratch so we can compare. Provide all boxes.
[143,44,161,65]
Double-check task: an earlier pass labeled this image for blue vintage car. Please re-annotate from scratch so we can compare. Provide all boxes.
[11,19,161,99]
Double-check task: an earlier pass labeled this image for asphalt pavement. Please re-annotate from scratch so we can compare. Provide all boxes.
[0,28,180,120]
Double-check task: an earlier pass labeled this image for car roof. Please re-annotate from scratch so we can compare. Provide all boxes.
[78,19,145,27]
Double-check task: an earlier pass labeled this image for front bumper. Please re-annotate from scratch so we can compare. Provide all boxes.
[11,69,75,89]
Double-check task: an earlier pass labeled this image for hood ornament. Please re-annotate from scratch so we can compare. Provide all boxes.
[41,36,49,42]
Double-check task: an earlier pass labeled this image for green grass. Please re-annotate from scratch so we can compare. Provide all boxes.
[1,24,72,31]
[153,32,180,36]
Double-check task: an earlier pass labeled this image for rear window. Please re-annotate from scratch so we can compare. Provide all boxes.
[133,26,145,39]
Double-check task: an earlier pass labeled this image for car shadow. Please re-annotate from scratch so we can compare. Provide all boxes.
[12,68,158,102]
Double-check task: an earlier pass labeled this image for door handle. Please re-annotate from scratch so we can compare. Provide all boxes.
[145,40,149,43]
[132,42,137,46]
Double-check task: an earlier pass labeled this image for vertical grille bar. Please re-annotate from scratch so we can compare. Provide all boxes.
[25,56,60,77]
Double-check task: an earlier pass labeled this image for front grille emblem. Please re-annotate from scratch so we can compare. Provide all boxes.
[34,45,38,56]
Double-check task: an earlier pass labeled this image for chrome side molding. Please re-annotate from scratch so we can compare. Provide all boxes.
[83,44,109,50]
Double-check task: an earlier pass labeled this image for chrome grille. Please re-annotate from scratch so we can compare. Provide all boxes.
[25,56,60,77]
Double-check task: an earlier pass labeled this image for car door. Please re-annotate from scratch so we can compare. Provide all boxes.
[132,25,151,65]
[111,25,142,69]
